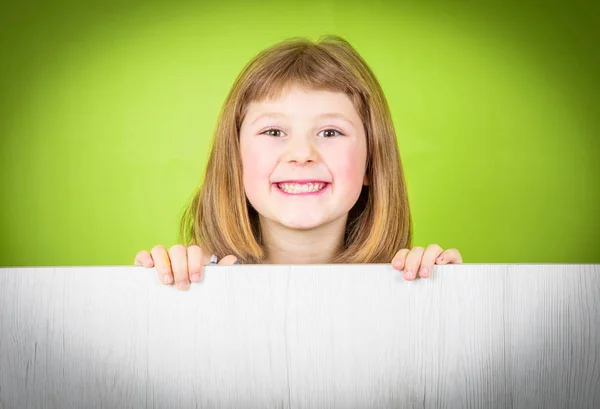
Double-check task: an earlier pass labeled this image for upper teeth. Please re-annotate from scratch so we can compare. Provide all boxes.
[277,183,326,194]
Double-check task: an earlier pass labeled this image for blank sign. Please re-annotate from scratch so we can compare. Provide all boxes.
[0,264,598,408]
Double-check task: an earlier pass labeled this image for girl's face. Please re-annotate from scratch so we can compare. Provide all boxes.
[239,86,368,231]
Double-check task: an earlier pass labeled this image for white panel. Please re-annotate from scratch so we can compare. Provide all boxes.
[0,264,598,408]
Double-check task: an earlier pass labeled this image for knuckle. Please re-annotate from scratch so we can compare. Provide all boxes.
[187,245,203,257]
[151,244,166,253]
[156,259,172,271]
[189,259,202,271]
[427,244,443,252]
[169,244,186,254]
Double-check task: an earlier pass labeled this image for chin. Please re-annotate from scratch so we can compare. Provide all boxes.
[278,217,325,231]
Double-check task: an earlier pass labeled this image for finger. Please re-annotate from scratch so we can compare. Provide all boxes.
[168,245,189,291]
[403,247,425,281]
[436,248,463,264]
[218,255,239,265]
[392,249,410,270]
[134,250,154,268]
[187,245,205,283]
[419,244,443,278]
[151,245,173,285]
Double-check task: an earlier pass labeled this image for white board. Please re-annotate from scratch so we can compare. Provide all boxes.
[0,264,598,408]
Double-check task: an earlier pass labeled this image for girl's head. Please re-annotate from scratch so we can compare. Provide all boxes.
[181,35,412,263]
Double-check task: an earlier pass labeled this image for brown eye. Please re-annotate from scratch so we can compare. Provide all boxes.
[319,129,343,138]
[263,129,283,137]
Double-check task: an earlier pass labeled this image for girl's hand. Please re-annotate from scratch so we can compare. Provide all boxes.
[391,245,462,281]
[134,245,239,291]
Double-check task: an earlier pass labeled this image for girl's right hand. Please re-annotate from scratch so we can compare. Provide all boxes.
[134,245,239,291]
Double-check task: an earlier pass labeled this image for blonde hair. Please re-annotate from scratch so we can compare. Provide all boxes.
[180,35,412,263]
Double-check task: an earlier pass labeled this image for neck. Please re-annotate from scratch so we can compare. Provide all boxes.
[259,216,347,264]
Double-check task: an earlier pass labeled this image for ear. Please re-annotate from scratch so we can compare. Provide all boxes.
[363,174,369,186]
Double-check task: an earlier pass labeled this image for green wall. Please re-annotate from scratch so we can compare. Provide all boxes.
[1,0,598,266]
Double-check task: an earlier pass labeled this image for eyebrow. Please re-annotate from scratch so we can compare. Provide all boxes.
[250,112,357,128]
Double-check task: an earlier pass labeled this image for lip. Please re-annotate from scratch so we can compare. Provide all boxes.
[274,180,329,184]
[273,181,330,196]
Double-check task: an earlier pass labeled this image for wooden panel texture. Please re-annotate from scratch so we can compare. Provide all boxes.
[0,264,598,408]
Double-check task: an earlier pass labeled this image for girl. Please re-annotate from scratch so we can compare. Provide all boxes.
[134,35,462,291]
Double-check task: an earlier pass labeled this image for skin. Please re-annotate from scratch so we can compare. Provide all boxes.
[134,86,462,290]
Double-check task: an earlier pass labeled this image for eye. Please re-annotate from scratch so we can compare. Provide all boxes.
[319,129,344,138]
[261,128,285,137]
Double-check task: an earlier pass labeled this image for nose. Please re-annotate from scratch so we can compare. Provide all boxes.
[282,136,318,164]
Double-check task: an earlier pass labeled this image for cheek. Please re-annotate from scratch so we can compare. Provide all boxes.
[242,163,262,196]
[328,144,366,187]
[241,143,274,197]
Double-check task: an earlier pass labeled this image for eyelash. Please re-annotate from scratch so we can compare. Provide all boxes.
[261,128,345,138]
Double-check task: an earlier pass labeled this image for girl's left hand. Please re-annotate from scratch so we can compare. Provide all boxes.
[391,245,462,281]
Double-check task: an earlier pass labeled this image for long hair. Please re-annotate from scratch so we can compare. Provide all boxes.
[180,35,412,263]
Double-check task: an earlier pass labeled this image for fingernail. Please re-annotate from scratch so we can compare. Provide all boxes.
[420,267,429,277]
[191,274,200,282]
[177,281,188,290]
[394,260,403,269]
[404,271,414,280]
[163,275,172,284]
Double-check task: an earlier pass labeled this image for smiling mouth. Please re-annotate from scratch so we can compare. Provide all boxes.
[275,182,329,195]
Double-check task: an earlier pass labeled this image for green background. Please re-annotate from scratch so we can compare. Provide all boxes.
[1,0,598,266]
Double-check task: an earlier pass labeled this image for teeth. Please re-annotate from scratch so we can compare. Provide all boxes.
[277,183,326,194]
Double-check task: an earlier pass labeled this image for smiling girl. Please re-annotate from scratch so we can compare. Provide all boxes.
[134,35,462,290]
